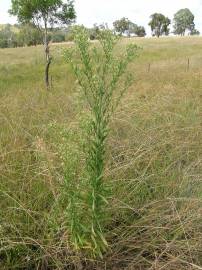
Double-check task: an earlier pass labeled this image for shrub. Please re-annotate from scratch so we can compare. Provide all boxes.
[63,26,139,257]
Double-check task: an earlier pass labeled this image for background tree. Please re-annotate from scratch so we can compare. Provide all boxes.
[135,26,146,37]
[113,17,130,36]
[128,22,146,37]
[89,24,100,40]
[149,13,171,37]
[51,28,66,43]
[173,9,196,36]
[9,0,76,88]
[88,23,109,40]
[0,24,18,48]
[190,29,200,36]
[17,23,43,46]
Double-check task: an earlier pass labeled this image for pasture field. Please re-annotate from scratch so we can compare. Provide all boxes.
[0,37,202,269]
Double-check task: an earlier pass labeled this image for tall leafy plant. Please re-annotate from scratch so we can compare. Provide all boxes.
[64,27,139,257]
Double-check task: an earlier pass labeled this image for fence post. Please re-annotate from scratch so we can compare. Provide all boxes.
[50,75,53,89]
[187,58,190,71]
[148,63,151,73]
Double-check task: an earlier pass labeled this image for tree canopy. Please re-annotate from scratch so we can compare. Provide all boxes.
[128,23,146,37]
[148,13,171,37]
[173,8,196,35]
[113,17,130,36]
[113,18,146,37]
[9,0,76,27]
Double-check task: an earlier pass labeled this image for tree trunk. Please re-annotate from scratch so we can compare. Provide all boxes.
[44,22,51,89]
[45,44,51,88]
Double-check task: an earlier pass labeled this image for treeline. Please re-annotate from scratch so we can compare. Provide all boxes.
[114,8,200,37]
[0,23,72,48]
[0,23,115,49]
[0,8,200,49]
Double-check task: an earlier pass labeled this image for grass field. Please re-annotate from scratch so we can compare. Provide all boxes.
[0,36,202,269]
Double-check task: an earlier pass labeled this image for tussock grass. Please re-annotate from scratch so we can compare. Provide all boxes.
[0,36,202,269]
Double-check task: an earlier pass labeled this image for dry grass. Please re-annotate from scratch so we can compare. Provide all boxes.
[0,36,202,269]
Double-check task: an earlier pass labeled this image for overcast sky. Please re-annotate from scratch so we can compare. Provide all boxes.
[1,0,202,35]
